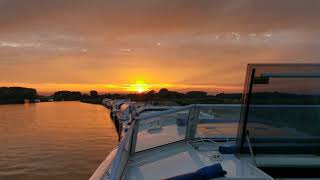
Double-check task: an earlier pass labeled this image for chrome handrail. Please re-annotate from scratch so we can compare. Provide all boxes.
[137,104,195,121]
[137,104,243,121]
[108,120,135,180]
[89,148,117,180]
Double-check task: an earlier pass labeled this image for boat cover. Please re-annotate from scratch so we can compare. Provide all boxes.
[164,163,227,180]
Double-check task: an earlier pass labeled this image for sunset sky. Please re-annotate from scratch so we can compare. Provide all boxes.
[0,0,320,94]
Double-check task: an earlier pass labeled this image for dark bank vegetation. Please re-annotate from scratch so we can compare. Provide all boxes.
[53,91,82,101]
[107,89,320,105]
[2,86,320,106]
[0,87,38,104]
[80,90,103,104]
[105,89,242,105]
[0,86,242,105]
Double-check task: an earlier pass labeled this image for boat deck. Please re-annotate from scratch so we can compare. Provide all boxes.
[124,141,272,180]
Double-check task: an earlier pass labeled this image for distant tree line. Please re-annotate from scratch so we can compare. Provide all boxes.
[3,86,319,105]
[0,87,38,104]
[104,89,242,105]
[53,91,82,101]
[52,90,104,104]
[51,88,243,105]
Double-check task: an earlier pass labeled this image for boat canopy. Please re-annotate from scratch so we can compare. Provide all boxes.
[237,64,320,155]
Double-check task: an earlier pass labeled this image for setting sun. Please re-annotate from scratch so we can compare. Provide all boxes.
[127,80,150,93]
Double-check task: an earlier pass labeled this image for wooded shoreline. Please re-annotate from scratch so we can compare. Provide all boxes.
[2,86,320,105]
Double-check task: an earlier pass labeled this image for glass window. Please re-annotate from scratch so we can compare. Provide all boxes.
[196,105,240,139]
[135,109,190,152]
[239,64,320,154]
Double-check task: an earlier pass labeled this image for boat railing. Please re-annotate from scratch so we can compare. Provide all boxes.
[138,104,242,121]
[138,104,195,121]
[90,120,136,180]
[108,119,136,180]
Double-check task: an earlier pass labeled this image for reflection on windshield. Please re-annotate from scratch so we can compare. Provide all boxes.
[196,106,240,139]
[135,110,189,152]
[240,64,320,154]
[135,105,241,152]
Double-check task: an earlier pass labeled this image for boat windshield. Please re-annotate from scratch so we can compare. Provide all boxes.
[135,107,190,152]
[238,64,320,155]
[134,104,241,152]
[195,105,240,140]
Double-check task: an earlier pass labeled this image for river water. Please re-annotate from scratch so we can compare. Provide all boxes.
[0,102,118,180]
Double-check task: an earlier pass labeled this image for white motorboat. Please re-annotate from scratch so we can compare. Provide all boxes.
[91,64,320,180]
[102,98,113,108]
[110,99,129,117]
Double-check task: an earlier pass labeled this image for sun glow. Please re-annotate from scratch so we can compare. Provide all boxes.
[127,80,150,93]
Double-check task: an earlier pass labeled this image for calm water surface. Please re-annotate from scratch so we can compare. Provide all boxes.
[0,102,118,180]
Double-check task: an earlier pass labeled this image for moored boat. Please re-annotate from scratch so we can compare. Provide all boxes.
[102,98,113,108]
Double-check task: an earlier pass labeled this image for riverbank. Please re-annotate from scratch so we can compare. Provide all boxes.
[0,99,104,106]
[80,98,103,104]
[0,87,38,105]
